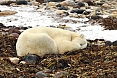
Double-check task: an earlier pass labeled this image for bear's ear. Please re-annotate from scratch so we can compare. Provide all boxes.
[80,34,84,38]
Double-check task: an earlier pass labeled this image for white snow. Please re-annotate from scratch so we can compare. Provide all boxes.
[0,5,117,41]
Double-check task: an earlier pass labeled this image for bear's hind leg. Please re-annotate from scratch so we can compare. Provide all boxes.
[16,33,58,56]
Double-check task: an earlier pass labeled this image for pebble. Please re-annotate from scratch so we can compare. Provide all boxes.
[76,2,85,7]
[54,71,69,77]
[20,26,28,30]
[70,9,85,14]
[83,0,95,6]
[8,33,19,38]
[23,54,39,64]
[36,71,47,77]
[20,61,26,64]
[112,40,117,46]
[8,27,21,35]
[90,15,101,20]
[102,3,111,8]
[43,69,52,73]
[0,23,4,27]
[61,0,75,6]
[58,6,68,10]
[105,41,112,46]
[17,1,27,5]
[9,57,19,64]
[109,13,117,18]
[47,0,65,2]
[83,11,90,15]
[96,2,104,6]
[56,4,61,7]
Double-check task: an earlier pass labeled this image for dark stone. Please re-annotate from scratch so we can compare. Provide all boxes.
[57,59,69,68]
[36,0,44,4]
[36,71,47,77]
[105,41,112,46]
[83,11,90,15]
[77,2,85,7]
[44,0,65,2]
[56,4,62,7]
[0,1,15,5]
[83,0,95,6]
[70,9,85,14]
[23,54,40,64]
[17,1,27,5]
[0,23,4,27]
[97,2,104,6]
[112,40,117,46]
[20,27,28,30]
[58,6,68,10]
[63,12,69,16]
[8,33,19,38]
[49,25,56,28]
[90,15,101,20]
[8,27,21,35]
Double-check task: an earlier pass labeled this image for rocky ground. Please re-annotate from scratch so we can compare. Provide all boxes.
[0,0,117,78]
[0,18,117,78]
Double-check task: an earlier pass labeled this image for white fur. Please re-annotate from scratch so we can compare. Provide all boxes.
[16,27,87,56]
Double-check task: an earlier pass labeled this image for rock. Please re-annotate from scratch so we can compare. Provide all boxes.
[109,13,117,18]
[102,3,111,8]
[54,71,69,77]
[90,15,101,20]
[76,2,85,7]
[57,24,66,29]
[112,40,117,46]
[95,9,103,15]
[105,41,112,46]
[17,1,27,5]
[83,11,90,15]
[56,4,61,7]
[23,54,39,64]
[0,1,15,5]
[60,0,75,6]
[57,59,69,68]
[58,6,68,10]
[56,10,65,15]
[9,57,19,64]
[0,10,17,16]
[20,26,28,30]
[44,0,65,2]
[36,0,44,4]
[63,11,69,16]
[70,9,85,14]
[43,69,52,73]
[36,71,47,77]
[64,0,75,6]
[8,27,21,35]
[83,0,95,6]
[45,2,57,10]
[31,0,39,6]
[20,61,26,64]
[0,23,4,27]
[96,2,104,6]
[8,33,19,38]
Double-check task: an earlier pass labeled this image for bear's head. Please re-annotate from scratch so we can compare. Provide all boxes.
[73,34,87,49]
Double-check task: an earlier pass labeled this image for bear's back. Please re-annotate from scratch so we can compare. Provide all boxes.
[23,27,76,40]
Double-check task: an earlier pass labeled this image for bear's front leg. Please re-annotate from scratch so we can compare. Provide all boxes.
[55,39,81,54]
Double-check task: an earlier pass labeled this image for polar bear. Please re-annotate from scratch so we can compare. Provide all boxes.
[16,27,87,56]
